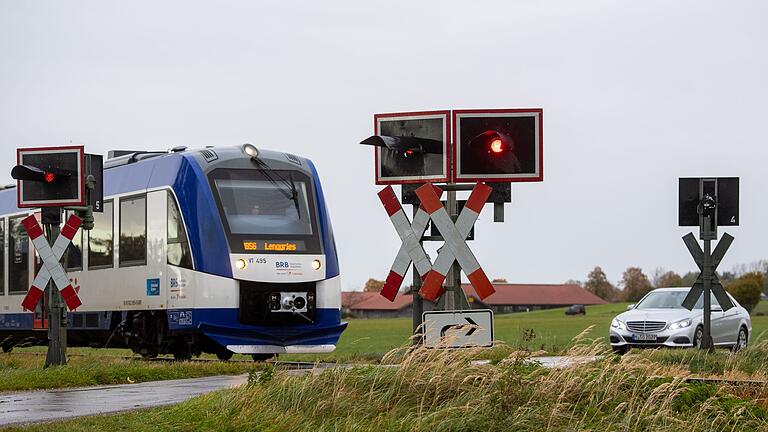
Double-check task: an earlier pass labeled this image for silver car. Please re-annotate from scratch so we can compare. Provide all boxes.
[610,287,751,353]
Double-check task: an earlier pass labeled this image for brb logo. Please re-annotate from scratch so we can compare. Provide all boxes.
[276,261,290,269]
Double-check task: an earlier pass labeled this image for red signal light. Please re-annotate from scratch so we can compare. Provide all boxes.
[404,149,415,157]
[44,172,55,183]
[490,139,503,154]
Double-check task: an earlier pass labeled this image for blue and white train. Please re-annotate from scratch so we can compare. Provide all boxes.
[0,144,346,360]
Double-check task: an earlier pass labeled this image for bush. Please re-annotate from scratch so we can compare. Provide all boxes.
[727,272,763,312]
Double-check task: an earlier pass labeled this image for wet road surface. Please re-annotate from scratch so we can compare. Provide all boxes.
[470,356,602,368]
[529,356,602,368]
[0,374,248,427]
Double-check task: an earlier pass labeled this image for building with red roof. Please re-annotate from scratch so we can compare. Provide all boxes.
[342,291,414,319]
[342,283,607,318]
[461,283,607,313]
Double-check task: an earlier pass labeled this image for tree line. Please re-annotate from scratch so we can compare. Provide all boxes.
[570,263,766,312]
[361,260,766,313]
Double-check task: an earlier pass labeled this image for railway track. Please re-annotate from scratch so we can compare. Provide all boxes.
[13,351,345,369]
[144,357,335,369]
[13,351,768,384]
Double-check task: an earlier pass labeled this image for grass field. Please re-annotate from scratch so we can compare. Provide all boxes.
[5,301,767,372]
[281,301,768,362]
[290,304,634,361]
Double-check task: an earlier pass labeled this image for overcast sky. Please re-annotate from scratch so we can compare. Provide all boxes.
[1,1,766,290]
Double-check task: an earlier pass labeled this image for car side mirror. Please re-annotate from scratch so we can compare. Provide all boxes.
[626,304,635,311]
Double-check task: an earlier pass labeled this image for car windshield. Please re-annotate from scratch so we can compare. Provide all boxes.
[635,291,719,310]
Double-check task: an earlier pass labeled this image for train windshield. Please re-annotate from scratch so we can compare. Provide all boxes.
[208,168,322,254]
[214,179,313,236]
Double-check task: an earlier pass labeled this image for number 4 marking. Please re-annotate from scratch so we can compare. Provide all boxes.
[731,216,736,223]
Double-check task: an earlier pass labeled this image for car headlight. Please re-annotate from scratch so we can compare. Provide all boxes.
[611,319,627,331]
[668,318,692,331]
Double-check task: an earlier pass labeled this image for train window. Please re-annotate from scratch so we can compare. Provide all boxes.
[89,200,114,269]
[8,216,29,294]
[167,193,193,269]
[0,218,4,295]
[119,195,146,267]
[64,211,83,271]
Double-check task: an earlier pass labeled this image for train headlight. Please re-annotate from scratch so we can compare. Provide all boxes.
[293,296,306,310]
[311,259,322,270]
[235,258,247,270]
[242,143,259,158]
[276,293,308,313]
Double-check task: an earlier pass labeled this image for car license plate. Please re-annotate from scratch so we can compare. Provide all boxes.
[633,333,656,341]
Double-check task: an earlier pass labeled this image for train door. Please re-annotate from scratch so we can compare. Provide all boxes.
[166,191,195,309]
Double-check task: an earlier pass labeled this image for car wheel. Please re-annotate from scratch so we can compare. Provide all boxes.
[692,326,704,349]
[732,327,748,352]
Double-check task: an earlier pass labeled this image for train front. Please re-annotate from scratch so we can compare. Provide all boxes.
[191,144,347,356]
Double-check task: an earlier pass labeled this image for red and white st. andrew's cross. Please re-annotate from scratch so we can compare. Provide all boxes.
[20,214,83,311]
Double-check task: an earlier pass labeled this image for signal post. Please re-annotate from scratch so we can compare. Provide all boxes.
[11,146,102,366]
[362,108,543,347]
[678,177,739,351]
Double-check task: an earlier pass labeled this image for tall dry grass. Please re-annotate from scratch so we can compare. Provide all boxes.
[196,328,768,431]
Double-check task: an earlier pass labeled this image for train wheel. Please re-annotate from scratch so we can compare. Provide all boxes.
[140,349,158,359]
[251,354,274,362]
[173,349,193,361]
[216,350,233,361]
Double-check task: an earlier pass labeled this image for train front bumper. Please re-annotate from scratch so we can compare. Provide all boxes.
[178,308,348,354]
[226,344,337,354]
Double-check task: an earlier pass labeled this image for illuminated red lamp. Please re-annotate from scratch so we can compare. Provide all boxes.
[43,172,55,183]
[489,139,503,154]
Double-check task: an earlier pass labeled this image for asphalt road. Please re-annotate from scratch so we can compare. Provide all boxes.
[0,374,248,427]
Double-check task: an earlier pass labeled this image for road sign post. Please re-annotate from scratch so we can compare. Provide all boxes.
[45,218,66,366]
[679,177,739,351]
[703,226,712,351]
[445,188,462,310]
[363,109,544,347]
[11,145,99,367]
[411,204,425,345]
